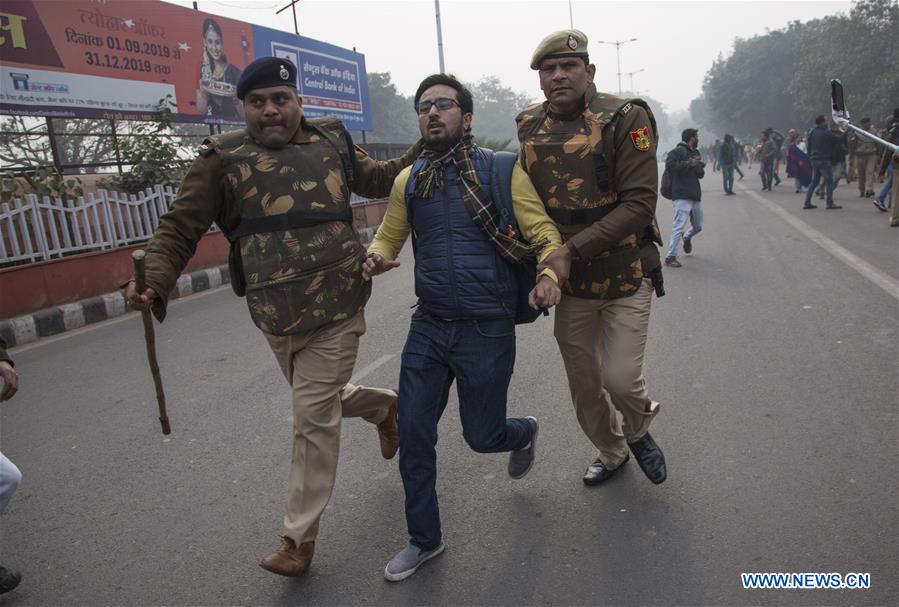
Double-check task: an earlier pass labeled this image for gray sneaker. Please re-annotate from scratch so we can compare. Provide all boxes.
[508,416,538,479]
[384,542,445,582]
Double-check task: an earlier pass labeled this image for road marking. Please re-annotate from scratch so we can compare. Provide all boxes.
[350,354,395,384]
[738,185,899,302]
[9,285,232,354]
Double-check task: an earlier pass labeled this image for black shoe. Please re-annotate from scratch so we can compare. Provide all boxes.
[873,198,888,212]
[726,191,736,196]
[664,256,682,268]
[826,203,842,209]
[508,417,538,479]
[682,237,692,254]
[583,453,629,486]
[802,203,817,209]
[865,191,875,198]
[628,432,667,484]
[0,566,21,594]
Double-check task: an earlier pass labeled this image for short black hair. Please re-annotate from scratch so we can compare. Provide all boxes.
[413,74,473,114]
[860,117,871,124]
[681,128,698,142]
[815,115,827,125]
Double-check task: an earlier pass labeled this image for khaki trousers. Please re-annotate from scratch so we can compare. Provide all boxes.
[856,154,877,194]
[264,311,394,543]
[554,278,659,469]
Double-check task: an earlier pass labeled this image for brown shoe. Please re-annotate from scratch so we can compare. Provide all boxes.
[259,537,314,577]
[377,397,399,459]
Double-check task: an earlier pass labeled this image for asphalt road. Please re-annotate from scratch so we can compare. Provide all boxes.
[2,167,897,606]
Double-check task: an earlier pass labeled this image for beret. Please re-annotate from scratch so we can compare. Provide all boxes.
[530,29,589,70]
[236,57,297,100]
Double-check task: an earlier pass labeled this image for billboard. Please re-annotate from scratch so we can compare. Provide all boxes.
[0,0,372,130]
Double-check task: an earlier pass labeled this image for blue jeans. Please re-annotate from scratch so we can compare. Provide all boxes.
[0,451,21,513]
[761,159,775,189]
[398,310,533,550]
[666,199,703,258]
[805,159,834,205]
[722,164,735,193]
[877,163,893,202]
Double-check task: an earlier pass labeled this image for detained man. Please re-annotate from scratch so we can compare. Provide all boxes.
[363,74,567,581]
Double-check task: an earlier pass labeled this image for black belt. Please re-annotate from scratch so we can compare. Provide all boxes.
[546,203,620,225]
[227,209,353,240]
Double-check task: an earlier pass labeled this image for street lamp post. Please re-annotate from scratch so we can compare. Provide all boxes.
[596,38,637,95]
[622,68,644,94]
[434,0,446,73]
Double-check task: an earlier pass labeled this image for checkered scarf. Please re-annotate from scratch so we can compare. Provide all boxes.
[413,135,541,263]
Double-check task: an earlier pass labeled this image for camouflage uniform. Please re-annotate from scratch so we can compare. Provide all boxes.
[141,117,418,545]
[517,83,663,470]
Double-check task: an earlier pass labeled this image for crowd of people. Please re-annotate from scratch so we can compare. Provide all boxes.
[696,109,898,226]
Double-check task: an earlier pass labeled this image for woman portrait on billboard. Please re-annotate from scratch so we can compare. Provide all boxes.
[195,18,243,121]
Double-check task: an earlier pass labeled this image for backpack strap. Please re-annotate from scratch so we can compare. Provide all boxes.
[490,151,520,239]
[404,157,429,255]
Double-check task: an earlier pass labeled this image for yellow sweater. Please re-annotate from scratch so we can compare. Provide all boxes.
[367,163,562,283]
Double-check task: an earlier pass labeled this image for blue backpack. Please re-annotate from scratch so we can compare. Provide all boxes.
[405,150,547,324]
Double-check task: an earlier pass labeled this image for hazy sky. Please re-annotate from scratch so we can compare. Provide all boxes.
[167,0,852,113]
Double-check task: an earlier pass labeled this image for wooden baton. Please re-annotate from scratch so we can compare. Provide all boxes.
[132,249,171,435]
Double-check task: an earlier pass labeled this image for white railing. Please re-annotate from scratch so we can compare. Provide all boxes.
[0,185,373,268]
[0,185,191,267]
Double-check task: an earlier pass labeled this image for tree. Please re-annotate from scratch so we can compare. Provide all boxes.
[0,116,118,170]
[467,76,534,142]
[350,72,419,144]
[99,97,191,194]
[693,0,899,139]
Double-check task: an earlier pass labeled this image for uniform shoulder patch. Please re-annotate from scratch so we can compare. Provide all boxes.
[630,126,652,152]
[620,102,633,115]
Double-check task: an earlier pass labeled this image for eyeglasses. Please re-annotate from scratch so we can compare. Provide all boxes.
[416,97,460,115]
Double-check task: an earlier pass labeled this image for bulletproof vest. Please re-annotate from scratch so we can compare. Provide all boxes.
[517,92,663,300]
[206,118,369,336]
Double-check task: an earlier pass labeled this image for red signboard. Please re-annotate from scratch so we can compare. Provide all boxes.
[1,0,254,123]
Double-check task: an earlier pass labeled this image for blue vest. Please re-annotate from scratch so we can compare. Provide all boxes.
[405,147,517,320]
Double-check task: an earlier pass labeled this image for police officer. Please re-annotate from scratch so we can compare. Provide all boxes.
[125,57,419,576]
[853,117,879,198]
[519,30,667,487]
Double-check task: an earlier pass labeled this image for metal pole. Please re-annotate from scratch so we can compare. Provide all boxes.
[846,123,899,153]
[276,1,300,36]
[434,0,445,73]
[616,43,621,96]
[568,0,574,28]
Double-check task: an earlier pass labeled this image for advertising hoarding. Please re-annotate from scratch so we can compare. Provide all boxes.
[0,0,372,129]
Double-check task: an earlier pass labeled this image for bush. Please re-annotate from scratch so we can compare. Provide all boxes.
[100,96,191,194]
